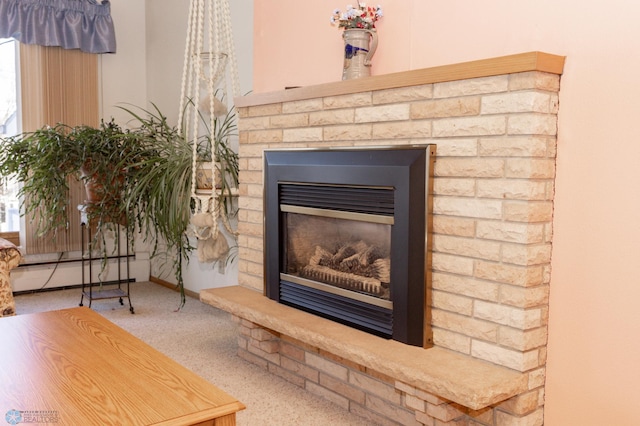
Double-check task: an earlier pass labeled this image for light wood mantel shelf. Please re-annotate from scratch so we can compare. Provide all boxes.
[201,286,528,411]
[235,51,565,108]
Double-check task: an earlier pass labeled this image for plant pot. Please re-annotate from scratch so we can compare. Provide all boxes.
[195,161,222,193]
[81,164,105,203]
[80,163,126,225]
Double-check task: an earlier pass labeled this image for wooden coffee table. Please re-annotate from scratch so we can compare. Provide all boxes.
[0,307,245,425]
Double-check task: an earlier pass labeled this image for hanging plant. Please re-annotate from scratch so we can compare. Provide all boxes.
[118,102,239,308]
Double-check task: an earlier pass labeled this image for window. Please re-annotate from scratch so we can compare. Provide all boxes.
[1,41,99,253]
[0,38,20,245]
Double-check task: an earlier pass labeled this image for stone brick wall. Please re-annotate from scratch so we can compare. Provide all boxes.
[234,70,559,425]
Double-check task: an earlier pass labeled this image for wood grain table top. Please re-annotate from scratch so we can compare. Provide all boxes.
[0,307,244,425]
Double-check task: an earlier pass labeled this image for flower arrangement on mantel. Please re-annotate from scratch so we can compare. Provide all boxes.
[331,2,383,30]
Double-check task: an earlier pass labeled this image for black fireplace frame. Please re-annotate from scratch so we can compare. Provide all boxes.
[263,145,434,347]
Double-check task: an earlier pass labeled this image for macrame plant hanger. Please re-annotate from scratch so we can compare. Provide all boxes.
[178,0,240,263]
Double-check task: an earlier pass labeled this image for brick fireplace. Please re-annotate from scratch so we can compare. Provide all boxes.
[201,52,564,425]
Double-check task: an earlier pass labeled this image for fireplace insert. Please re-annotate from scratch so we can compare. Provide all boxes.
[264,146,434,347]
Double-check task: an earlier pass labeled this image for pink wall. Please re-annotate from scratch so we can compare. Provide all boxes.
[253,1,640,424]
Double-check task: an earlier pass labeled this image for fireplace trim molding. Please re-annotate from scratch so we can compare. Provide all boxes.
[263,146,435,347]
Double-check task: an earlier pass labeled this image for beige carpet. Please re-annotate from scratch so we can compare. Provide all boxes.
[14,281,371,426]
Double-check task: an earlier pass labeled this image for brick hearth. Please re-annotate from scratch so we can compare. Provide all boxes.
[201,52,564,425]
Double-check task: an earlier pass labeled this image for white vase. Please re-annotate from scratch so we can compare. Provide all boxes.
[342,29,378,80]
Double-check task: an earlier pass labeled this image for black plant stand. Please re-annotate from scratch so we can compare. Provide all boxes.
[78,207,134,314]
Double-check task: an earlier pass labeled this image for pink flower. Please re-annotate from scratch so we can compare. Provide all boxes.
[331,2,383,30]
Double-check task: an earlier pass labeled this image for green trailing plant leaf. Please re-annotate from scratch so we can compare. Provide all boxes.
[117,101,239,308]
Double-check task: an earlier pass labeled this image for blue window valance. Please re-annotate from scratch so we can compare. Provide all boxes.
[0,0,116,53]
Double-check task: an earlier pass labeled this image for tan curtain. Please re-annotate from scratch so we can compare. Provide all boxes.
[20,44,99,254]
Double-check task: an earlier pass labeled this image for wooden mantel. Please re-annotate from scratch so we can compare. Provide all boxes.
[235,51,565,108]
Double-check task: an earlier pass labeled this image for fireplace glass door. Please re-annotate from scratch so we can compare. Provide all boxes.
[282,208,393,308]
